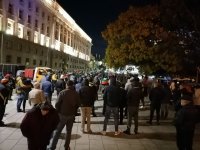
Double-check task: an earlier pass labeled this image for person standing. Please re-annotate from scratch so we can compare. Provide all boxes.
[174,84,198,150]
[41,75,54,104]
[0,79,10,126]
[16,73,32,112]
[79,79,94,133]
[4,73,15,100]
[20,102,59,150]
[147,82,164,125]
[55,75,66,96]
[47,80,80,150]
[101,77,121,136]
[160,82,172,119]
[123,77,143,134]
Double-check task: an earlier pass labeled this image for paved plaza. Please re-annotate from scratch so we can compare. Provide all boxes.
[0,92,199,150]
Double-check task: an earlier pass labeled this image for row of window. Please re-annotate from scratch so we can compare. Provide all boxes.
[5,55,85,69]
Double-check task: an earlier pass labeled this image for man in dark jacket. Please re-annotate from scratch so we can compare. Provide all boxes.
[101,77,121,136]
[47,80,80,150]
[55,75,66,96]
[147,82,164,125]
[174,84,198,150]
[20,102,59,150]
[123,77,143,134]
[79,78,94,133]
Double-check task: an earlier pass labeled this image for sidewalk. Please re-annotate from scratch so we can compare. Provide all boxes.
[0,92,199,150]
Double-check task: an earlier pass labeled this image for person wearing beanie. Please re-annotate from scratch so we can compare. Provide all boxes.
[174,83,199,150]
[20,102,59,150]
[0,79,10,127]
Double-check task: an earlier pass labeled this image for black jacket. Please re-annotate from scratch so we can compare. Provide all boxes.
[175,104,199,130]
[127,82,143,107]
[20,106,59,150]
[103,85,121,107]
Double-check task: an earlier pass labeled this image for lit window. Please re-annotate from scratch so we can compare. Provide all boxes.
[34,31,38,43]
[27,30,31,40]
[40,34,45,45]
[6,20,14,35]
[18,24,23,38]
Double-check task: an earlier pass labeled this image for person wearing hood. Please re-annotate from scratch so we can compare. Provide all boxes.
[123,77,143,135]
[47,80,80,150]
[174,83,199,150]
[79,78,94,133]
[101,77,121,136]
[20,102,59,150]
[41,75,53,104]
[55,75,66,96]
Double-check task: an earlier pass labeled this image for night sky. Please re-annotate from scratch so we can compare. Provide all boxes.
[57,0,159,59]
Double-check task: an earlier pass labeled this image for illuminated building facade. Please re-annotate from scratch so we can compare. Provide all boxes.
[0,0,92,71]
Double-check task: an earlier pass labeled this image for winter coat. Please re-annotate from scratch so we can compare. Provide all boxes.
[79,84,95,107]
[103,84,121,107]
[127,82,143,107]
[20,106,59,150]
[55,86,80,117]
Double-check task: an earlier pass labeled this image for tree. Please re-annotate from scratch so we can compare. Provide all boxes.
[102,2,200,76]
[102,5,184,74]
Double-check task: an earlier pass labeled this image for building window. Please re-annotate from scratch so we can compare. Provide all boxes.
[35,19,38,28]
[42,12,45,18]
[47,26,50,36]
[34,32,38,43]
[8,3,13,15]
[7,20,14,35]
[28,1,32,10]
[47,15,50,21]
[35,7,39,13]
[18,43,22,51]
[55,62,57,67]
[39,60,42,66]
[17,57,21,64]
[18,25,23,38]
[19,10,23,20]
[28,15,31,24]
[19,0,24,6]
[6,55,12,63]
[33,59,36,65]
[41,23,44,33]
[25,58,29,66]
[27,30,31,40]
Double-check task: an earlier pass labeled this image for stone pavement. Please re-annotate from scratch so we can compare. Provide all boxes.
[0,92,200,150]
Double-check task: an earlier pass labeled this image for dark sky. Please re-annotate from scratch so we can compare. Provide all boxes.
[57,0,159,59]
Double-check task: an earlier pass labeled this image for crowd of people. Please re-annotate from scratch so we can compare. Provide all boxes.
[0,71,200,150]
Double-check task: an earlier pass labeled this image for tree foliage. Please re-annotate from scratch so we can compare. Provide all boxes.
[102,1,200,76]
